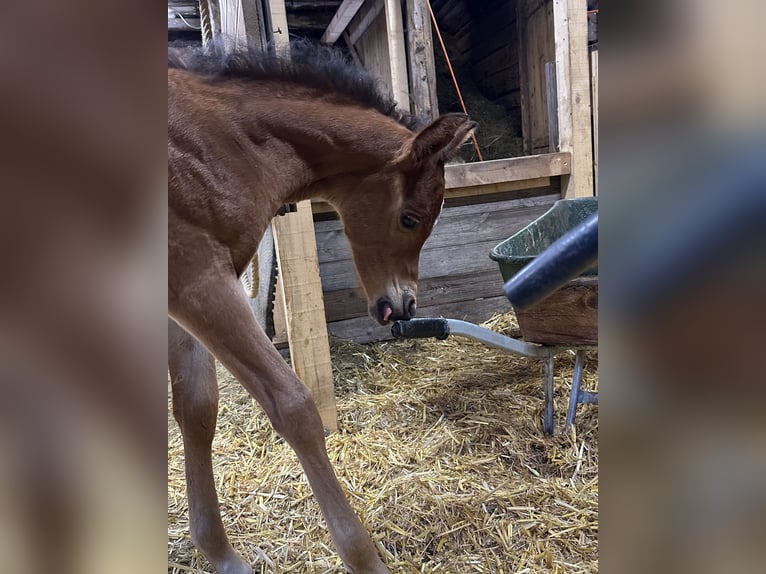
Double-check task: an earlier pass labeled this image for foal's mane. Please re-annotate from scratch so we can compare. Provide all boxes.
[169,40,419,130]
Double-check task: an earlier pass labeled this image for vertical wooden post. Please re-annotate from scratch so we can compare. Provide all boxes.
[590,49,598,196]
[272,204,338,430]
[553,0,593,198]
[405,0,439,120]
[269,0,338,431]
[383,0,411,112]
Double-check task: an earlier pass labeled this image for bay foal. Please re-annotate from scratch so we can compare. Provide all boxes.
[168,45,475,574]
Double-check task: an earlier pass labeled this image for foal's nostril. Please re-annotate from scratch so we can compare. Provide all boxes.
[402,295,417,320]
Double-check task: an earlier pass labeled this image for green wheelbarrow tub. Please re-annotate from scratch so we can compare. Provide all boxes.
[490,198,598,346]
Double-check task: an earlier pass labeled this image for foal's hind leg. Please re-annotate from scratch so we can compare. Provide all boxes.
[169,319,252,574]
[169,264,388,574]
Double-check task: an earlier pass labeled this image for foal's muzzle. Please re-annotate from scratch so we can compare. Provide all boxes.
[372,293,417,325]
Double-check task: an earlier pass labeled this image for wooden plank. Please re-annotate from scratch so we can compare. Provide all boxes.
[328,295,513,343]
[406,0,439,119]
[590,49,598,195]
[269,0,290,49]
[383,0,411,111]
[552,0,572,161]
[269,0,337,431]
[565,0,594,198]
[347,0,384,46]
[355,12,392,94]
[320,0,367,45]
[272,203,338,430]
[444,152,571,188]
[554,0,594,198]
[516,0,532,154]
[446,177,550,201]
[527,0,555,152]
[444,183,558,209]
[514,276,597,345]
[546,62,559,151]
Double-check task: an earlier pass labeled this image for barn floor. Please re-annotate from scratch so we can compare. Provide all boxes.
[168,313,598,573]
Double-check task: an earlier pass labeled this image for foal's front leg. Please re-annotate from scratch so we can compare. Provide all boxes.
[169,319,253,574]
[170,268,388,574]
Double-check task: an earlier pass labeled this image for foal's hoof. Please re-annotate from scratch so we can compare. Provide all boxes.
[217,557,253,574]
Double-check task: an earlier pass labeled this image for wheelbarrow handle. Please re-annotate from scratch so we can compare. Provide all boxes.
[503,212,598,310]
[391,318,450,340]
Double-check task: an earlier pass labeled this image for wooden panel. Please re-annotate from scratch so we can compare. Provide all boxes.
[514,276,597,345]
[527,0,555,153]
[383,0,411,111]
[444,152,571,188]
[272,203,338,430]
[347,0,384,46]
[328,295,513,343]
[355,11,391,94]
[406,0,439,119]
[321,0,366,45]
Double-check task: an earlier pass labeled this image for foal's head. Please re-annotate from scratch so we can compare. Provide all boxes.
[337,113,476,325]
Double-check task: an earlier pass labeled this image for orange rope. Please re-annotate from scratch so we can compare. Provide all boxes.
[425,0,483,161]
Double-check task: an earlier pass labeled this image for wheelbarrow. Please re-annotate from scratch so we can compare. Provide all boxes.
[392,198,598,435]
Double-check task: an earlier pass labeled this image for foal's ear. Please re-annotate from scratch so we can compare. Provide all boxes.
[404,113,478,164]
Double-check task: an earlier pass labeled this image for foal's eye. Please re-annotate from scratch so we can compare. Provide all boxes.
[400,213,419,230]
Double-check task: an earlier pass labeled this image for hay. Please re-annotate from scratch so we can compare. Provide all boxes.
[168,312,598,573]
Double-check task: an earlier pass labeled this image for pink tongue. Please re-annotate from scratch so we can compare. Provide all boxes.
[382,305,393,322]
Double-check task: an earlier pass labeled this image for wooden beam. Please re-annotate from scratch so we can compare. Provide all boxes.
[566,0,594,198]
[446,177,551,201]
[321,0,367,45]
[383,0,411,111]
[272,203,338,431]
[444,152,571,188]
[553,0,573,169]
[590,49,598,195]
[405,0,439,119]
[553,0,594,198]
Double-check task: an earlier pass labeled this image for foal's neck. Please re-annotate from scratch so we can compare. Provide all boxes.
[239,85,411,205]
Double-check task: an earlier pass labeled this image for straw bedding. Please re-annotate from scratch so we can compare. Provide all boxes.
[168,313,598,573]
